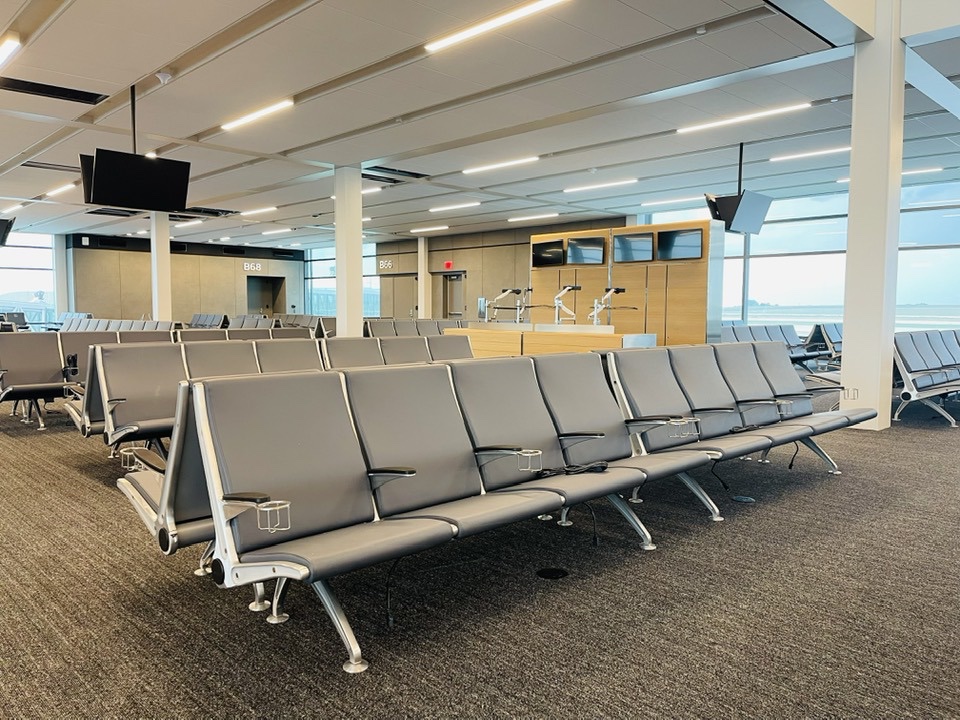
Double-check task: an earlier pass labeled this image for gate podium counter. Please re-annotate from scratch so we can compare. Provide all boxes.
[445,324,657,357]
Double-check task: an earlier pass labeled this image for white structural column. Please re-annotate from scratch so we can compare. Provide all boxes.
[841,0,904,430]
[150,211,172,321]
[52,234,69,313]
[417,236,431,319]
[334,166,364,336]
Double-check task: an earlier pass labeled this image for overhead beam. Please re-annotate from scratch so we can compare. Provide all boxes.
[900,0,960,44]
[905,47,960,121]
[766,0,874,45]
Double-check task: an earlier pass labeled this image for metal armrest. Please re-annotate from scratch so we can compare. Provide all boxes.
[222,492,290,532]
[475,445,543,470]
[694,407,737,413]
[368,466,417,490]
[625,415,695,429]
[558,431,604,448]
[106,397,127,414]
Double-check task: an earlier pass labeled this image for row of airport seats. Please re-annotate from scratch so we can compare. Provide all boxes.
[365,318,463,337]
[47,311,92,330]
[893,329,960,426]
[62,335,474,449]
[807,322,843,358]
[188,313,228,329]
[719,324,830,365]
[227,315,275,329]
[0,312,29,330]
[60,318,176,332]
[116,340,874,674]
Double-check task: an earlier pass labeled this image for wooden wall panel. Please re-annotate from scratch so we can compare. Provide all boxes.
[609,264,647,334]
[645,264,667,345]
[665,263,708,345]
[572,266,608,325]
[117,251,151,320]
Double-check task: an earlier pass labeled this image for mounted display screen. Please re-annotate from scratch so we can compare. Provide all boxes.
[83,149,191,213]
[565,236,604,264]
[0,218,13,246]
[612,232,653,262]
[657,229,702,260]
[532,239,564,267]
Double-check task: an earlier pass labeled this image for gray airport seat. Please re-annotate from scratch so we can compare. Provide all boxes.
[318,317,336,338]
[270,326,311,339]
[64,345,105,437]
[322,337,384,369]
[106,320,122,331]
[436,320,460,333]
[719,326,736,343]
[58,331,118,387]
[530,352,720,521]
[378,337,431,365]
[0,332,74,428]
[96,342,187,449]
[732,325,754,342]
[426,334,473,361]
[177,328,228,342]
[415,319,440,336]
[130,320,146,330]
[119,330,174,343]
[254,339,324,373]
[393,320,418,337]
[194,370,456,673]
[227,328,271,341]
[365,319,396,337]
[750,326,772,341]
[182,340,260,379]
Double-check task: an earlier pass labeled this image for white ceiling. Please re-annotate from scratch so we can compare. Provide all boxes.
[0,0,958,248]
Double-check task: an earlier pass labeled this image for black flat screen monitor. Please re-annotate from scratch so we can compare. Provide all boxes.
[566,235,604,264]
[705,190,772,234]
[657,229,702,260]
[88,149,190,212]
[613,232,653,262]
[0,218,14,246]
[532,239,564,267]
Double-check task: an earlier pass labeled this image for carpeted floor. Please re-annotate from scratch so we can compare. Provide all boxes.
[0,396,957,719]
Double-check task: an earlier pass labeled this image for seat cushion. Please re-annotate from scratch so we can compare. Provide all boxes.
[394,490,563,537]
[241,518,456,581]
[661,434,772,460]
[778,412,849,434]
[749,422,814,445]
[126,470,163,513]
[606,449,712,480]
[508,465,645,505]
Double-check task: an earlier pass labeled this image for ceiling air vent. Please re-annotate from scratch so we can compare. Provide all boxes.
[97,237,127,249]
[365,165,429,180]
[0,77,108,105]
[272,250,295,259]
[87,207,139,217]
[170,242,188,253]
[222,246,245,256]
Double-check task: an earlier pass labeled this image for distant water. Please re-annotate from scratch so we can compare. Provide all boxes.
[728,305,960,334]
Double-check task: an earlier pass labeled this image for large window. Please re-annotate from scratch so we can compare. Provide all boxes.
[0,233,56,325]
[304,243,381,316]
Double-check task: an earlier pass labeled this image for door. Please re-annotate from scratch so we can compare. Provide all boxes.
[443,273,465,319]
[393,275,417,318]
[246,276,285,316]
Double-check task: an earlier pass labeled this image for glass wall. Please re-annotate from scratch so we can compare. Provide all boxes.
[0,233,56,326]
[303,243,381,316]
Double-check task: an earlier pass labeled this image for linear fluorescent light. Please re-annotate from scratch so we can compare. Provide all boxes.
[362,217,371,222]
[221,99,293,131]
[2,204,23,214]
[145,151,158,159]
[425,0,569,53]
[0,33,21,70]
[410,225,448,233]
[641,195,703,207]
[462,156,538,175]
[174,219,203,228]
[902,167,942,176]
[676,102,812,134]
[770,146,850,162]
[563,179,637,193]
[262,228,292,235]
[908,198,960,207]
[328,188,382,200]
[289,242,301,247]
[508,212,558,222]
[45,183,77,198]
[836,177,850,184]
[430,201,481,212]
[136,230,149,235]
[240,206,276,216]
[943,213,960,218]
[219,237,230,241]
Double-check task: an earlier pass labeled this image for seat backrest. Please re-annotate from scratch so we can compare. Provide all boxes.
[449,357,566,489]
[130,320,146,330]
[925,331,956,368]
[732,325,753,342]
[143,320,159,330]
[117,320,133,331]
[76,318,92,331]
[752,342,814,417]
[118,330,173,343]
[182,340,260,379]
[379,337,431,365]
[93,319,110,331]
[366,319,396,337]
[749,326,771,341]
[608,347,697,451]
[162,381,213,524]
[436,320,459,333]
[177,328,228,342]
[763,326,789,345]
[196,371,372,553]
[270,326,311,339]
[393,319,418,337]
[97,342,187,430]
[427,334,473,361]
[190,314,203,326]
[255,317,273,329]
[781,325,804,347]
[910,331,944,372]
[824,323,842,343]
[319,316,336,338]
[156,321,174,331]
[61,318,78,332]
[713,343,780,426]
[105,320,122,331]
[939,330,960,365]
[322,337,384,369]
[719,325,736,343]
[667,346,742,438]
[80,345,105,428]
[241,316,261,329]
[343,364,484,517]
[531,352,633,463]
[58,331,118,384]
[0,332,65,388]
[415,319,440,336]
[254,338,324,373]
[226,328,271,341]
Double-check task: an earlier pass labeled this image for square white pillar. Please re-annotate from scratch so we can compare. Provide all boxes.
[150,212,172,321]
[335,166,364,336]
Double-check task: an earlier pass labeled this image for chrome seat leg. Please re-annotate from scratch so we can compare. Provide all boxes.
[677,471,723,522]
[249,581,271,612]
[266,578,290,624]
[312,579,369,673]
[605,494,656,550]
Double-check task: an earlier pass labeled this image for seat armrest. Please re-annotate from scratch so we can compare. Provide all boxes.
[106,397,127,414]
[625,415,694,429]
[558,431,604,449]
[475,446,543,470]
[693,407,737,413]
[475,445,523,454]
[223,492,272,504]
[368,467,417,490]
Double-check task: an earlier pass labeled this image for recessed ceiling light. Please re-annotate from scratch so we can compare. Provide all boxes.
[240,207,276,216]
[262,228,292,235]
[410,225,449,233]
[676,102,812,134]
[563,179,637,193]
[221,99,294,131]
[425,0,569,53]
[507,212,558,222]
[137,230,149,235]
[770,146,851,162]
[2,204,23,214]
[430,201,481,212]
[836,177,850,184]
[0,32,21,70]
[463,156,539,175]
[329,188,382,200]
[174,219,203,228]
[145,151,158,159]
[45,183,77,198]
[219,236,230,241]
[641,195,703,207]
